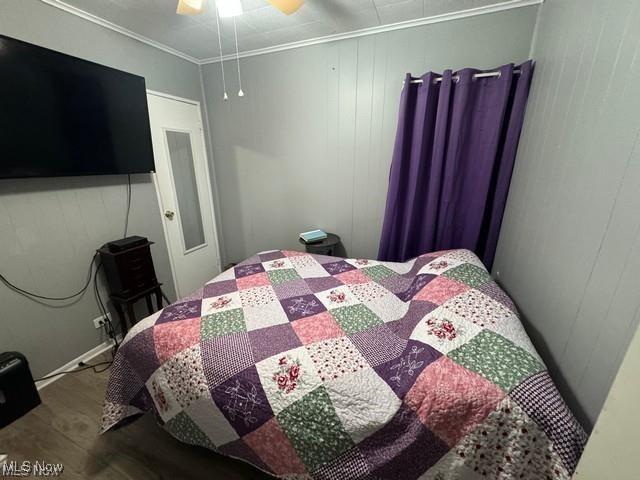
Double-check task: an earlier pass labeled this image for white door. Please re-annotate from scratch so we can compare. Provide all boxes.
[147,92,221,298]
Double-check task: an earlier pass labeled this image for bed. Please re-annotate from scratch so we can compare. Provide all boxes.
[101,248,586,479]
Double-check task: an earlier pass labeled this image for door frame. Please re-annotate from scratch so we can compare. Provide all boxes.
[147,89,222,299]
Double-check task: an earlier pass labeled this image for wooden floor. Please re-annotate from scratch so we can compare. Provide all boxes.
[0,353,272,479]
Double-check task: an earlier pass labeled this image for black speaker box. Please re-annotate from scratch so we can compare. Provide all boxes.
[0,352,41,428]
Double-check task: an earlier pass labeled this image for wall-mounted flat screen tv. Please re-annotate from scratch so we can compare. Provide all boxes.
[0,35,155,179]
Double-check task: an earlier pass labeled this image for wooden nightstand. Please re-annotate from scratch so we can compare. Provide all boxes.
[299,232,341,256]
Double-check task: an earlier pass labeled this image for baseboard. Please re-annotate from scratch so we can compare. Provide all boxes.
[35,314,122,391]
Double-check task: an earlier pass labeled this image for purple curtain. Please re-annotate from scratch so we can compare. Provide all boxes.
[378,61,534,269]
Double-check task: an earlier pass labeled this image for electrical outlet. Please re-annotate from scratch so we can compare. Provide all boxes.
[93,317,105,329]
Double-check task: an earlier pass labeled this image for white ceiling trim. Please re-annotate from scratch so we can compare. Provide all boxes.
[39,0,201,64]
[39,0,542,66]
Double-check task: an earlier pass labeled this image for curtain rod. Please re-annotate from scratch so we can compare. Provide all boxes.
[406,69,522,85]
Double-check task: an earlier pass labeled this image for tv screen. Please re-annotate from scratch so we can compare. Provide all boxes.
[0,35,155,179]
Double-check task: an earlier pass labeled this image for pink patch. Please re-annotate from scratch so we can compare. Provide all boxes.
[236,272,270,290]
[153,317,201,363]
[291,311,344,345]
[405,356,504,447]
[282,250,308,257]
[335,269,371,285]
[243,418,307,475]
[414,276,468,304]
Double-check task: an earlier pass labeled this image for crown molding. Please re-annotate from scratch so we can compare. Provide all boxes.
[39,0,201,64]
[39,0,542,66]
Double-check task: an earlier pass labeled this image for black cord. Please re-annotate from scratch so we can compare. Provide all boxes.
[35,361,112,382]
[94,261,120,352]
[0,253,97,301]
[123,173,132,238]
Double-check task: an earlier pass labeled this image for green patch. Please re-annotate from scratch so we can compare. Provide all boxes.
[268,268,301,285]
[164,411,217,451]
[361,264,396,282]
[447,330,544,392]
[277,386,354,471]
[201,308,246,339]
[331,304,383,335]
[443,263,491,288]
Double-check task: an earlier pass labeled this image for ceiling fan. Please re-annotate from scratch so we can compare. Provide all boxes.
[176,0,305,17]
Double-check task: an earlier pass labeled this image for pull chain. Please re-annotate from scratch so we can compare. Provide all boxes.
[214,4,228,100]
[233,16,244,97]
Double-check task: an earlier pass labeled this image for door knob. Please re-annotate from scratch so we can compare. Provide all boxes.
[164,210,175,220]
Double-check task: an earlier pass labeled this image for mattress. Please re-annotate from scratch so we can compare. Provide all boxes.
[101,248,586,479]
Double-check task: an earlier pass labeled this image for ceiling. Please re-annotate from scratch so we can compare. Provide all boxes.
[56,0,520,62]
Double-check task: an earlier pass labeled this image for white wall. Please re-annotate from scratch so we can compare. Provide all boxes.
[201,6,539,265]
[494,0,640,430]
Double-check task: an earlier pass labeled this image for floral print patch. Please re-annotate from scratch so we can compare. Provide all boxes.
[268,268,302,285]
[306,336,367,382]
[361,264,396,282]
[331,304,383,335]
[443,263,491,288]
[441,288,516,327]
[272,354,304,395]
[201,309,246,339]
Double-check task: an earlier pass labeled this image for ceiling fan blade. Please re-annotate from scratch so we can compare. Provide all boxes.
[267,0,304,15]
[176,0,206,15]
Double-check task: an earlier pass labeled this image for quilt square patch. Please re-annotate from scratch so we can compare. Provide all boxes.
[239,285,278,308]
[201,309,246,339]
[292,311,344,345]
[344,258,378,269]
[164,411,216,451]
[360,264,395,282]
[443,263,491,288]
[312,447,371,480]
[348,281,388,303]
[203,279,237,298]
[417,257,463,276]
[201,332,255,387]
[289,254,331,278]
[306,336,367,382]
[211,366,274,436]
[162,344,210,410]
[405,356,505,447]
[331,304,383,335]
[357,404,449,479]
[441,249,486,267]
[256,346,322,415]
[305,276,343,293]
[323,260,356,275]
[248,323,303,363]
[234,263,265,278]
[441,289,516,328]
[146,367,181,422]
[282,250,308,257]
[277,386,354,471]
[218,438,273,473]
[349,324,407,367]
[243,302,290,332]
[413,275,469,305]
[324,367,401,443]
[334,269,371,285]
[263,258,294,272]
[478,280,518,313]
[184,395,239,447]
[376,274,414,295]
[396,274,437,302]
[362,291,410,323]
[409,307,481,354]
[236,272,271,290]
[154,317,201,363]
[374,339,441,398]
[156,300,201,325]
[280,294,326,321]
[268,268,302,285]
[243,417,307,475]
[448,330,544,392]
[118,328,160,380]
[258,250,286,262]
[201,291,242,315]
[273,278,313,299]
[386,300,438,340]
[316,285,360,310]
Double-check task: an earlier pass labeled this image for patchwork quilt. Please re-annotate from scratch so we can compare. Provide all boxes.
[101,249,586,479]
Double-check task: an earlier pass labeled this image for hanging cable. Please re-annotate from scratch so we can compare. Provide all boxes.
[123,173,132,237]
[233,16,244,97]
[214,4,229,101]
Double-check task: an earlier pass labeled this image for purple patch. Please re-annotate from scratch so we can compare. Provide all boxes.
[105,356,145,405]
[396,274,436,302]
[280,294,326,321]
[258,251,285,262]
[323,260,356,275]
[478,281,518,313]
[234,263,265,278]
[219,438,274,474]
[248,324,303,362]
[349,324,408,367]
[119,328,160,379]
[203,280,238,298]
[377,275,414,295]
[130,387,154,412]
[273,278,313,299]
[405,255,436,277]
[236,255,262,266]
[387,301,438,340]
[305,276,343,293]
[374,340,441,398]
[156,300,201,324]
[201,332,255,388]
[211,366,274,436]
[358,403,449,478]
[312,253,341,265]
